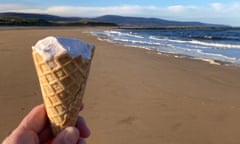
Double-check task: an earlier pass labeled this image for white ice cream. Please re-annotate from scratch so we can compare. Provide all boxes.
[32,36,94,61]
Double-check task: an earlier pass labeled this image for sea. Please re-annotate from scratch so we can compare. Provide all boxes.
[91,28,240,66]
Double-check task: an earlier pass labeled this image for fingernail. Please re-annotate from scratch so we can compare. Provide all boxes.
[64,127,79,144]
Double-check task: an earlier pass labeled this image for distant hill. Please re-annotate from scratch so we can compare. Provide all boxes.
[92,15,227,27]
[0,12,116,26]
[0,15,51,26]
[0,12,82,21]
[0,12,229,27]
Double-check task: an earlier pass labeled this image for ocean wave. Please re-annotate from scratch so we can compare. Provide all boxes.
[189,35,240,41]
[91,30,240,65]
[149,36,240,49]
[157,45,238,64]
[149,36,187,44]
[112,37,161,46]
[190,40,240,49]
[112,36,239,64]
[104,30,144,39]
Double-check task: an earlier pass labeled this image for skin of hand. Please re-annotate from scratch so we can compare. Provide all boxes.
[2,104,90,144]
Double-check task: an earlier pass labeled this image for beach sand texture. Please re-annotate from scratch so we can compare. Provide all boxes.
[1,27,240,144]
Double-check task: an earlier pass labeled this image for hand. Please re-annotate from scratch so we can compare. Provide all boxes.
[2,104,90,144]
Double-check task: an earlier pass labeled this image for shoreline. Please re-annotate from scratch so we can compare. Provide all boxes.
[90,29,240,67]
[1,27,240,144]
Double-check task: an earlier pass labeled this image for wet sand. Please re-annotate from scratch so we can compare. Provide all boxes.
[1,27,240,144]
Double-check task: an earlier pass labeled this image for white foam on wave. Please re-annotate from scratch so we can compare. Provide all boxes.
[198,58,221,65]
[112,37,162,46]
[104,30,144,39]
[91,30,240,65]
[150,36,187,44]
[190,40,240,49]
[150,35,240,49]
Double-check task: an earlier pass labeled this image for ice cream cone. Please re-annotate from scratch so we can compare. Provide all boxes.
[32,36,94,135]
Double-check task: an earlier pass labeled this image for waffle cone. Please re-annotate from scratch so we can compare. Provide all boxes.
[32,48,94,135]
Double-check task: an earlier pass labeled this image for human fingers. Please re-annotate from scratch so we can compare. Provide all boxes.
[43,116,90,144]
[52,127,79,144]
[18,104,48,133]
[78,138,86,144]
[2,104,47,144]
[76,116,90,138]
[39,126,53,144]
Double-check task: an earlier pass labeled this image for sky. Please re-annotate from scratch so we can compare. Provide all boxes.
[0,0,240,26]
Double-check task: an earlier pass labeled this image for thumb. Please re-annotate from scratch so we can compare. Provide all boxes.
[52,127,79,144]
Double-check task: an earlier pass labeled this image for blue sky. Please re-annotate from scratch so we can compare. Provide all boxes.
[0,0,240,26]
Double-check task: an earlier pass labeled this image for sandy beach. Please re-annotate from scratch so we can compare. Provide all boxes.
[1,27,240,144]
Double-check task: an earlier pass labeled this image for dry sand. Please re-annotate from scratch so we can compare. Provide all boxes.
[1,27,240,144]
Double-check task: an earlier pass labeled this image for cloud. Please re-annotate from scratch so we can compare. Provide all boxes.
[0,3,45,13]
[167,5,187,13]
[211,2,240,11]
[0,4,157,17]
[1,2,240,25]
[211,3,224,11]
[0,3,28,10]
[46,5,160,17]
[45,5,202,18]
